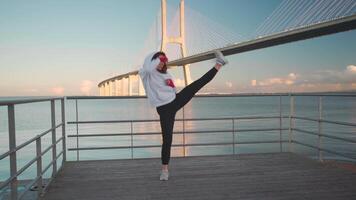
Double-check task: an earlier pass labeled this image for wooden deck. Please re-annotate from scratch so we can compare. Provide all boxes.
[43,153,356,200]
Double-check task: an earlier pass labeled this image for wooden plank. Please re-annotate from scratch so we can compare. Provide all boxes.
[43,153,356,200]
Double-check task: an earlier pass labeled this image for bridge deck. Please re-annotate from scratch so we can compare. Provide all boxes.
[44,153,356,200]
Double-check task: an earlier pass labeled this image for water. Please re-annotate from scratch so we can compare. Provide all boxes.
[1,95,356,184]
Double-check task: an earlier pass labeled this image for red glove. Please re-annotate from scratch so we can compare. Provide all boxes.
[166,79,175,88]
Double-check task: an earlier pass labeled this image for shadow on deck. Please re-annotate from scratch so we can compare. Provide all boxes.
[43,153,356,200]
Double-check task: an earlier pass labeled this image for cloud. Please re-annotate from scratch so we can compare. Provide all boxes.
[254,64,356,88]
[25,88,39,93]
[347,65,356,73]
[51,87,64,95]
[256,73,297,86]
[251,79,257,86]
[247,65,356,93]
[225,81,233,88]
[80,80,94,95]
[288,73,297,80]
[352,83,356,89]
[302,65,356,84]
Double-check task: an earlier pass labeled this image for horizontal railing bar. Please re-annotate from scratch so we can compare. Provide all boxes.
[68,146,154,151]
[41,137,64,157]
[42,164,64,196]
[321,119,356,127]
[0,136,64,190]
[67,128,289,138]
[0,157,40,190]
[294,116,356,127]
[66,131,231,137]
[42,145,53,157]
[17,176,41,200]
[0,93,353,106]
[67,119,157,124]
[293,140,356,161]
[0,176,12,190]
[38,151,64,199]
[294,116,319,122]
[1,123,64,161]
[67,115,286,125]
[16,124,61,152]
[290,93,356,97]
[0,150,10,161]
[67,94,290,100]
[0,154,42,190]
[42,151,64,176]
[16,131,51,151]
[0,97,64,106]
[68,93,356,100]
[16,157,38,180]
[42,161,54,176]
[67,96,147,100]
[293,128,356,143]
[14,138,39,155]
[67,133,135,137]
[182,116,285,121]
[68,140,288,151]
[55,136,63,145]
[182,140,287,147]
[237,128,288,132]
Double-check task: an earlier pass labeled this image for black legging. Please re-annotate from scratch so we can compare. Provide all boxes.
[156,67,218,164]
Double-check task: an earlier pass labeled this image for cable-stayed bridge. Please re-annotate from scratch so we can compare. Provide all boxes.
[98,0,356,96]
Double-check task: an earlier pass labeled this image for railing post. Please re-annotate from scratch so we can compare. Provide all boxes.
[51,100,57,177]
[36,136,43,197]
[289,94,294,152]
[75,99,79,161]
[279,96,282,152]
[61,98,66,163]
[318,97,323,162]
[232,119,235,155]
[8,104,18,200]
[130,121,133,159]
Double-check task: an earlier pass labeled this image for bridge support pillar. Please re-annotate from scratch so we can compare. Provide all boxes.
[138,75,145,96]
[115,79,121,96]
[105,82,110,96]
[128,75,133,96]
[112,80,116,96]
[161,0,192,86]
[99,86,103,96]
[122,77,128,96]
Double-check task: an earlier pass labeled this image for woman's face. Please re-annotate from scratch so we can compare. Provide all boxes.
[156,54,168,73]
[157,62,165,70]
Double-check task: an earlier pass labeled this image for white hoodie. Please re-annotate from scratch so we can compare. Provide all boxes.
[139,53,176,107]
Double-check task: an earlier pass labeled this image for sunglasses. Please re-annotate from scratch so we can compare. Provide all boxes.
[159,55,168,63]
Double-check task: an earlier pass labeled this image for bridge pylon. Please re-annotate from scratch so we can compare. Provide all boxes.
[161,0,192,86]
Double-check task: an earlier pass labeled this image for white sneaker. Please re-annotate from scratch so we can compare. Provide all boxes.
[160,170,169,181]
[214,50,228,66]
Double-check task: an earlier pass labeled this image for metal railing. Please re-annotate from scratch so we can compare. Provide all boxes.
[0,97,66,200]
[1,94,355,200]
[66,117,289,157]
[289,94,356,161]
[66,94,356,162]
[66,95,289,160]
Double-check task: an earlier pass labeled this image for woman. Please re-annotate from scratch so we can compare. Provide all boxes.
[139,50,228,181]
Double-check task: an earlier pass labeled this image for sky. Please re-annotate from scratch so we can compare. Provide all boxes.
[0,0,355,96]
